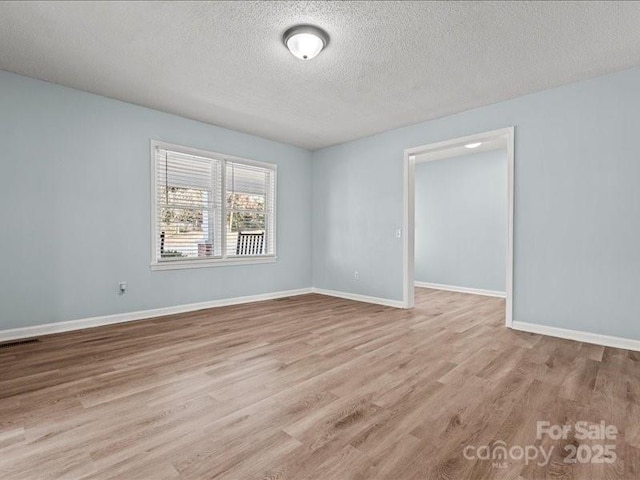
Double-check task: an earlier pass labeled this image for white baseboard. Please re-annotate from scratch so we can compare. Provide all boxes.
[5,286,638,354]
[415,281,506,298]
[0,288,313,343]
[311,287,406,309]
[511,321,640,352]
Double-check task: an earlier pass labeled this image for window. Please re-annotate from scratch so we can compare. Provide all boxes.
[151,141,276,270]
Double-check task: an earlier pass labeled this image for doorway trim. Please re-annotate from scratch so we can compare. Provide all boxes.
[402,126,515,328]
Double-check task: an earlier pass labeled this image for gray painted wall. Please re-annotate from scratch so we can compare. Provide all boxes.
[0,70,312,330]
[415,150,507,292]
[313,67,640,340]
[3,66,640,341]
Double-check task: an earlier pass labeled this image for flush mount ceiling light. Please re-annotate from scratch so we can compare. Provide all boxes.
[465,142,482,149]
[283,25,329,60]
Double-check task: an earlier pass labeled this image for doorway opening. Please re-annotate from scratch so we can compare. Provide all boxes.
[402,127,514,327]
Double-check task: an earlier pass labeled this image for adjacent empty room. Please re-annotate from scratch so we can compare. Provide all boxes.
[1,2,640,479]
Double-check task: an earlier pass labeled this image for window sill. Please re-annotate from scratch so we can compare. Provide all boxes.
[150,255,277,271]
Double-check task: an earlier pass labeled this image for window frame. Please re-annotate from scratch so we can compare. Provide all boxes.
[150,140,277,271]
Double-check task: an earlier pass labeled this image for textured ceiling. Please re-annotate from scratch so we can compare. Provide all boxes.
[1,1,640,150]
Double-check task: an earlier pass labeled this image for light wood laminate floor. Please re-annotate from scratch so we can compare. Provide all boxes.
[1,288,639,479]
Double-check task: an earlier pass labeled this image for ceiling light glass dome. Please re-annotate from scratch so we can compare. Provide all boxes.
[283,25,329,60]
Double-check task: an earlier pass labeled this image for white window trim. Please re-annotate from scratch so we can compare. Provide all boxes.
[149,140,277,271]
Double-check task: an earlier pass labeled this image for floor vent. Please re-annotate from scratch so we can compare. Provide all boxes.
[275,297,291,301]
[0,338,41,349]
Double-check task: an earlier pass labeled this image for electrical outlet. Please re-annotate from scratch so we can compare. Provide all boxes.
[118,281,127,294]
[396,228,402,238]
[353,271,359,280]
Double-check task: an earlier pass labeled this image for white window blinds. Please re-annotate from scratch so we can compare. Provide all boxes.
[226,161,275,257]
[152,143,276,267]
